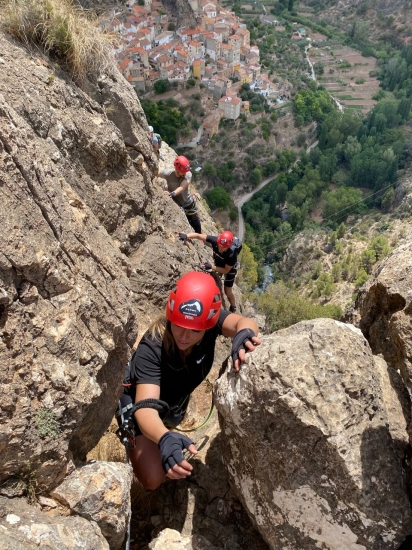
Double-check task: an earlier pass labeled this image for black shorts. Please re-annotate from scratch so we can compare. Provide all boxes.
[224,267,237,288]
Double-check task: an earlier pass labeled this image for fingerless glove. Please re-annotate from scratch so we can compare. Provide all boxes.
[158,432,194,473]
[231,328,256,364]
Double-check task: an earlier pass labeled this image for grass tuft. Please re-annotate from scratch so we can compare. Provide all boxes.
[0,0,113,81]
[34,407,60,439]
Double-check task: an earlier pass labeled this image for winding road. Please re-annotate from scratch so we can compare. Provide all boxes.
[234,45,343,241]
[235,138,318,240]
[235,176,276,240]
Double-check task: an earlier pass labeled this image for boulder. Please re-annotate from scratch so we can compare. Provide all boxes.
[149,528,218,550]
[51,461,133,550]
[345,238,412,394]
[0,495,109,549]
[215,318,412,549]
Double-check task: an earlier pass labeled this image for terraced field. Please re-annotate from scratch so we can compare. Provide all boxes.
[308,43,380,114]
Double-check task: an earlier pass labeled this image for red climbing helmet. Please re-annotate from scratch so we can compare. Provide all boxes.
[174,155,191,173]
[166,272,222,330]
[217,230,234,248]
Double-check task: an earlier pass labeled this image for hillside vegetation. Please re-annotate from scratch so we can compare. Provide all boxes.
[0,0,112,80]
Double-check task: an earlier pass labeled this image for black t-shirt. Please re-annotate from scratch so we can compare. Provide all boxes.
[130,310,230,413]
[206,236,238,269]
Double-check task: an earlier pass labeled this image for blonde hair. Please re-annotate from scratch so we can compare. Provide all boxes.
[149,315,175,355]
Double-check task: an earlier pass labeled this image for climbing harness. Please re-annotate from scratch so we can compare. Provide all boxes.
[115,398,170,448]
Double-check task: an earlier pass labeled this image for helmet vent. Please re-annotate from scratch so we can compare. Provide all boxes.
[207,309,217,320]
[169,299,175,311]
[213,294,220,303]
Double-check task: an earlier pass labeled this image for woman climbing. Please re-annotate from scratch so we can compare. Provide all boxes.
[118,271,260,490]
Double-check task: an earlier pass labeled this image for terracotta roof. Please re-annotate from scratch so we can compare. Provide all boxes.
[119,58,132,70]
[219,95,240,104]
[180,28,202,36]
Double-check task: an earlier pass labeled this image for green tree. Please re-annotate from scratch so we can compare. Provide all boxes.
[205,187,232,210]
[322,188,363,222]
[252,281,342,332]
[360,249,376,273]
[154,79,170,94]
[332,263,342,282]
[238,244,258,291]
[381,188,395,212]
[354,268,369,288]
[250,168,263,187]
[337,222,346,239]
[216,164,233,184]
[203,161,216,180]
[369,236,389,261]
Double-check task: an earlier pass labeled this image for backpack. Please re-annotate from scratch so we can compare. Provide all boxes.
[154,133,162,148]
[230,237,242,256]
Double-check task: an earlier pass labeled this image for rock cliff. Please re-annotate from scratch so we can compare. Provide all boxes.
[0,27,229,546]
[215,318,412,549]
[345,236,412,435]
[1,16,412,550]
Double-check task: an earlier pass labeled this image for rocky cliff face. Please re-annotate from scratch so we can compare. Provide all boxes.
[2,19,412,550]
[215,318,412,549]
[345,236,412,433]
[0,30,222,497]
[161,0,196,27]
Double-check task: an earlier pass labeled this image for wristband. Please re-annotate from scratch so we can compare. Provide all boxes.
[169,191,176,198]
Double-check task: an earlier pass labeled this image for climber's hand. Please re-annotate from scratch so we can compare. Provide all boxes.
[201,262,213,273]
[158,432,198,479]
[231,329,261,372]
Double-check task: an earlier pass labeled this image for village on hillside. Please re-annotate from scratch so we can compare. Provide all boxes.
[99,0,297,141]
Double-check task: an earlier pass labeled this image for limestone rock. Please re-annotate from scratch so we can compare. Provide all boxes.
[215,318,412,549]
[149,528,218,550]
[345,238,412,394]
[132,415,269,550]
[0,495,109,549]
[0,28,229,492]
[0,87,138,487]
[51,461,132,549]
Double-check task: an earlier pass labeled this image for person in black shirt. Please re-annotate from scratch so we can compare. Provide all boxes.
[119,271,260,490]
[179,230,240,312]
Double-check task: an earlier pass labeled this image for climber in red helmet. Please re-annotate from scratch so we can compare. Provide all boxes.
[178,230,241,312]
[159,155,202,233]
[117,272,260,490]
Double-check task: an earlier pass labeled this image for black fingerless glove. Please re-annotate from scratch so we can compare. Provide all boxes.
[231,328,256,364]
[169,191,176,198]
[203,262,213,272]
[178,232,188,243]
[158,432,194,473]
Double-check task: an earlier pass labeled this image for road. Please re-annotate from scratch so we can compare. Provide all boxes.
[234,175,276,241]
[234,139,319,240]
[178,126,203,148]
